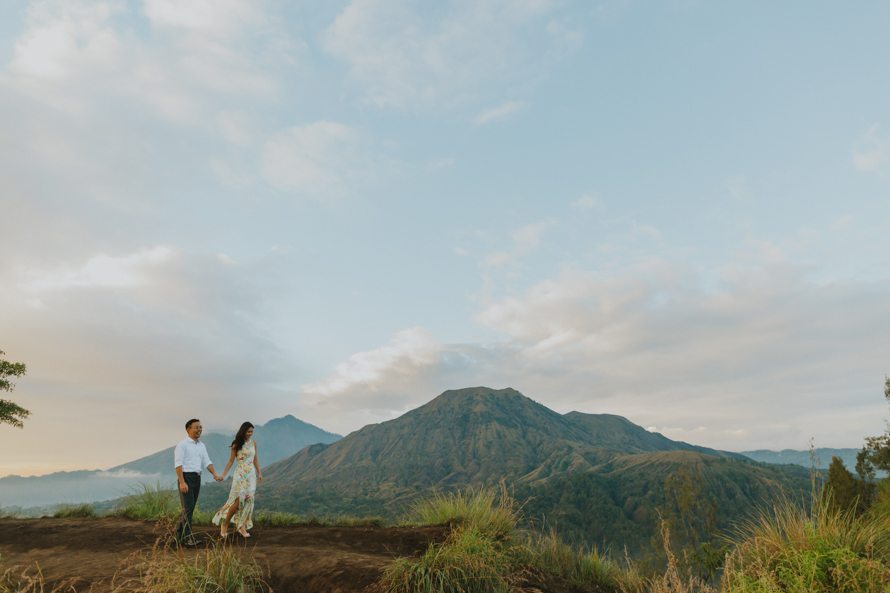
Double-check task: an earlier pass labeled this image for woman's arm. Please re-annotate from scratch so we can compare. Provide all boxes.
[221,446,236,478]
[254,441,262,482]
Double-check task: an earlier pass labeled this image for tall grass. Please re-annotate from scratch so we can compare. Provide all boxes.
[110,539,269,593]
[408,484,520,540]
[523,529,635,593]
[721,493,890,593]
[52,504,95,519]
[113,483,180,521]
[380,525,525,593]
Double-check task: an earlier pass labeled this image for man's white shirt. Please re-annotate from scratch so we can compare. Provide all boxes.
[174,437,212,473]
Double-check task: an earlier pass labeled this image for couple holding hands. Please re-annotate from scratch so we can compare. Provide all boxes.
[173,419,262,546]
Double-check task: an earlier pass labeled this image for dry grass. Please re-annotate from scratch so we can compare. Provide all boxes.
[109,537,270,593]
[0,562,77,593]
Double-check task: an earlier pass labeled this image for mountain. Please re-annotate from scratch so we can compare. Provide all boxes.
[243,387,808,551]
[0,415,340,508]
[112,415,340,479]
[740,448,862,471]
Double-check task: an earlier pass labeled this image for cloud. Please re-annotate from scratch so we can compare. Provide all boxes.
[20,246,175,292]
[260,121,370,198]
[572,193,603,210]
[853,125,890,172]
[298,261,890,450]
[482,221,554,267]
[472,100,527,125]
[0,246,297,473]
[322,0,571,108]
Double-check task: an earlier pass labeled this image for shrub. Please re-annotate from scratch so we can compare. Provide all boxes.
[52,504,95,519]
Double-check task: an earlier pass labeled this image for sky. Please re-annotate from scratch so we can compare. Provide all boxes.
[1,0,890,477]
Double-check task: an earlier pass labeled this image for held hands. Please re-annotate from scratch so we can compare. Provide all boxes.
[213,473,224,482]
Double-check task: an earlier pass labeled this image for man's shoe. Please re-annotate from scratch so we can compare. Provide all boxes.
[181,537,200,548]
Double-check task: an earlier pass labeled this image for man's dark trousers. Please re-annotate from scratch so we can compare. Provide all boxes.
[176,472,201,544]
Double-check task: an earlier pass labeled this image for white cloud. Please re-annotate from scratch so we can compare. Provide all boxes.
[302,328,441,398]
[21,246,176,292]
[482,221,554,268]
[260,121,366,198]
[298,261,890,449]
[853,125,890,172]
[473,100,527,125]
[572,193,603,210]
[142,0,266,38]
[323,0,570,108]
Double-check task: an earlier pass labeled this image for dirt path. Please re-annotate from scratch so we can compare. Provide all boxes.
[0,518,445,592]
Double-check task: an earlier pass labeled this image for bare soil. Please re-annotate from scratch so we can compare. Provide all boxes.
[0,518,446,592]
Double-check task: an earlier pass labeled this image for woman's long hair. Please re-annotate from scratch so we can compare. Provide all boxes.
[231,421,254,453]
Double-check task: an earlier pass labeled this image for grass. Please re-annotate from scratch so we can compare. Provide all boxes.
[110,539,269,593]
[112,483,180,521]
[0,562,77,593]
[720,493,890,593]
[407,484,520,540]
[380,525,525,593]
[522,529,637,593]
[52,504,95,519]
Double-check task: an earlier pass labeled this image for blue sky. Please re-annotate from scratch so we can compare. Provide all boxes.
[1,0,889,476]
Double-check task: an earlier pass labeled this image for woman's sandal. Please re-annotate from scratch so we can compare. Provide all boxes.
[238,527,250,538]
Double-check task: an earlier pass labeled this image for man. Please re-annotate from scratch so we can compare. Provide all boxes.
[174,418,223,546]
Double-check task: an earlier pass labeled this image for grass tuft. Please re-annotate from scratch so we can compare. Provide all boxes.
[112,483,180,521]
[111,538,269,593]
[408,484,519,540]
[721,493,890,593]
[52,504,95,519]
[380,524,524,593]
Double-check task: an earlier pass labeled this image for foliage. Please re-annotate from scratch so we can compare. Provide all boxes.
[824,456,873,517]
[855,376,890,480]
[720,492,890,592]
[110,539,269,593]
[52,504,96,519]
[0,349,28,428]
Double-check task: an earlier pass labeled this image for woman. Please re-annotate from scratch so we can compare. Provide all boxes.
[213,421,263,538]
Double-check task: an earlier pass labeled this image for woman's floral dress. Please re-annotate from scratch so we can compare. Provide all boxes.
[212,439,257,530]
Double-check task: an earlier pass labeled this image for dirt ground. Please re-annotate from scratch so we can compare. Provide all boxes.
[0,518,446,592]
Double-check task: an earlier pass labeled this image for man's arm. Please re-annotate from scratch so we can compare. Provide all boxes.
[175,465,188,493]
[174,441,188,493]
[202,445,222,481]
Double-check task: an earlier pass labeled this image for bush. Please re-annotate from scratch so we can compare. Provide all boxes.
[52,504,95,518]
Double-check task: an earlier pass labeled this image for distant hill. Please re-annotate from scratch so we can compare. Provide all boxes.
[0,415,340,508]
[112,415,341,479]
[220,387,808,551]
[740,448,862,471]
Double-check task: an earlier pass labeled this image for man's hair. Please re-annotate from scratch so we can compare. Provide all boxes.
[185,418,200,430]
